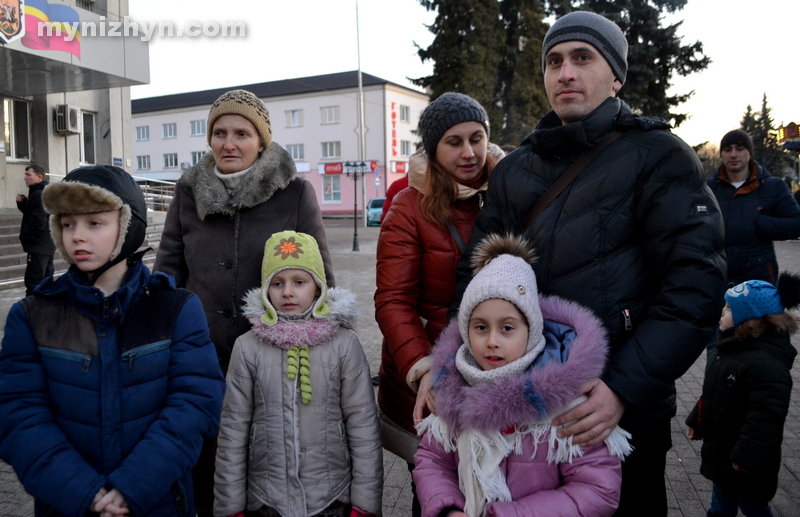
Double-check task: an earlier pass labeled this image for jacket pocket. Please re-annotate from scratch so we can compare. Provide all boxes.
[248,422,257,466]
[339,421,350,465]
[38,346,92,373]
[121,339,171,371]
[171,480,188,517]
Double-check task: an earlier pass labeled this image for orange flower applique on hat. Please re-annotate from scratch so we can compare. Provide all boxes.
[274,237,304,260]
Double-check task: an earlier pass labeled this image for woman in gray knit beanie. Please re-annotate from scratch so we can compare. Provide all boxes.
[375,91,500,517]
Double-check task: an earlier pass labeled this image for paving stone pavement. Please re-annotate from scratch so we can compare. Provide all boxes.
[1,224,800,516]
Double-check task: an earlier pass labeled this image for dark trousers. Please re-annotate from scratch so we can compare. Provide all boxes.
[613,417,672,517]
[24,253,53,296]
[193,435,217,517]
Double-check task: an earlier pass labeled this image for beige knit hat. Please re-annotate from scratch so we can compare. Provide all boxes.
[207,89,272,148]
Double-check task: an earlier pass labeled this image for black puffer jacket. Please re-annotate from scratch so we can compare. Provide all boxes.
[455,98,727,423]
[16,181,55,255]
[707,162,800,286]
[686,315,797,502]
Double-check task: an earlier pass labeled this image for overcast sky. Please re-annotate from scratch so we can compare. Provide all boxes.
[129,0,797,148]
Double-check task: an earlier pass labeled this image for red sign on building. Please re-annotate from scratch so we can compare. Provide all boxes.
[323,163,343,174]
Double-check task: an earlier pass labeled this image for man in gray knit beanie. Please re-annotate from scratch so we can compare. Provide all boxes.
[541,10,628,85]
[453,8,727,517]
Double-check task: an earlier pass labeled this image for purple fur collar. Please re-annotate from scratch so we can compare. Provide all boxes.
[432,295,608,435]
[248,316,340,351]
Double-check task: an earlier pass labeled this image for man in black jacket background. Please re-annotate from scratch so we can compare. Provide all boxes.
[16,164,55,295]
[452,11,727,517]
[707,129,800,287]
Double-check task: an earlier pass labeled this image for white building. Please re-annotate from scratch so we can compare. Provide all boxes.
[131,71,429,214]
[1,0,149,211]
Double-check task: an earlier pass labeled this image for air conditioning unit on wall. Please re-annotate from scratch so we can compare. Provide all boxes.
[180,162,189,170]
[54,104,79,135]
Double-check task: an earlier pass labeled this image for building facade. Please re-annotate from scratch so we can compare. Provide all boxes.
[1,0,149,211]
[131,71,429,214]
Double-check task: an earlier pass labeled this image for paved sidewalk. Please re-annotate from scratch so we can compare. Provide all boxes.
[1,224,800,516]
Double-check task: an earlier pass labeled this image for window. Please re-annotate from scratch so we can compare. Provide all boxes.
[286,144,304,161]
[164,153,178,168]
[136,155,151,170]
[162,122,177,138]
[322,175,341,203]
[190,120,206,136]
[191,151,205,165]
[81,112,96,165]
[320,106,340,124]
[285,109,303,127]
[400,105,411,123]
[135,125,150,141]
[2,99,31,160]
[401,140,411,157]
[321,141,341,159]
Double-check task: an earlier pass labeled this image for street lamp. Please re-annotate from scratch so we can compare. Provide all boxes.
[344,161,362,251]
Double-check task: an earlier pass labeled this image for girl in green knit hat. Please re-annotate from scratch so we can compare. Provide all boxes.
[214,231,382,517]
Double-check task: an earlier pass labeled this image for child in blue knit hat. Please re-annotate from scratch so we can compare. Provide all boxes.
[686,274,800,517]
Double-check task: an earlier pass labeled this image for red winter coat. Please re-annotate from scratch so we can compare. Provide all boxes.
[375,187,482,433]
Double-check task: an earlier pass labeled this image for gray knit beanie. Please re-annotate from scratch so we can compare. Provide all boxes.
[418,92,490,156]
[720,129,754,155]
[542,11,628,85]
[458,234,546,359]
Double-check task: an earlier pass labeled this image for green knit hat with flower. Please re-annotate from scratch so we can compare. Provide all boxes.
[260,231,330,325]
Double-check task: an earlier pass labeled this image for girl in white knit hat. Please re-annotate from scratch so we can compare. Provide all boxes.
[413,234,631,517]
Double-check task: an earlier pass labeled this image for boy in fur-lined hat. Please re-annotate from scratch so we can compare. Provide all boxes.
[413,234,631,517]
[214,231,382,517]
[687,275,800,517]
[0,165,226,517]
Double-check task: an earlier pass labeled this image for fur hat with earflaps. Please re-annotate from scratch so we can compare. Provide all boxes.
[42,165,147,284]
[259,231,330,325]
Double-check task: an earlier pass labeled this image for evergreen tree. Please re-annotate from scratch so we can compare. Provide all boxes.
[413,0,708,144]
[740,104,757,137]
[414,0,550,145]
[414,0,506,135]
[738,95,788,176]
[497,0,550,144]
[692,141,719,179]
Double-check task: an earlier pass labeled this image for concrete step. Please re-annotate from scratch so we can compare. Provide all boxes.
[0,253,27,268]
[0,234,20,246]
[0,225,21,237]
[0,243,23,257]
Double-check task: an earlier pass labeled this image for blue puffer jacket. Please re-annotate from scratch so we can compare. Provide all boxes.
[0,261,226,517]
[707,161,800,286]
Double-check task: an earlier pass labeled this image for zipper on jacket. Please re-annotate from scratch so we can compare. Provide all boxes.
[623,309,633,331]
[121,339,171,371]
[38,346,93,373]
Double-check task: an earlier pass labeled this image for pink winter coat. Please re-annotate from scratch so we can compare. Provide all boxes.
[413,295,624,517]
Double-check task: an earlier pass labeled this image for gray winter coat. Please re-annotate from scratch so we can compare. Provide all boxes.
[214,288,382,517]
[154,144,334,371]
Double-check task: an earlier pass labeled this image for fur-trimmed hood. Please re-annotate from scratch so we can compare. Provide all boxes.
[181,142,296,220]
[430,294,608,436]
[722,311,799,368]
[241,286,358,350]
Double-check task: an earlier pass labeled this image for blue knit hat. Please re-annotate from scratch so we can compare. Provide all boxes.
[724,280,784,326]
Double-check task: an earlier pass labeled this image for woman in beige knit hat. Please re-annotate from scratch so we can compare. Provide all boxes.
[153,89,335,517]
